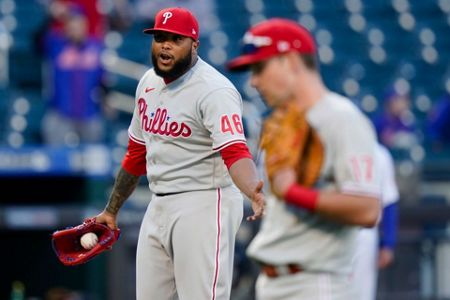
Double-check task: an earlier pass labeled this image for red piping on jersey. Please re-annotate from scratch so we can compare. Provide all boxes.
[122,138,147,176]
[213,139,247,151]
[211,188,221,300]
[220,143,253,169]
[129,132,145,145]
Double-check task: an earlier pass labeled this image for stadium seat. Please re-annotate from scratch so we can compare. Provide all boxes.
[2,0,448,165]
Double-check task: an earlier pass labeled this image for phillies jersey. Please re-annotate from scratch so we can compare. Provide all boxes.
[128,58,247,195]
[375,144,399,207]
[354,143,399,300]
[247,92,381,275]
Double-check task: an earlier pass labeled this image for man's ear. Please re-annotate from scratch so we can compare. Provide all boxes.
[285,52,303,73]
[192,39,199,51]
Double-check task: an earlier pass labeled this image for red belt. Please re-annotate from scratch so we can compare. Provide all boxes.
[260,263,303,278]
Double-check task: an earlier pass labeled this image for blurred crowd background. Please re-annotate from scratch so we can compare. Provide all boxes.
[0,0,450,299]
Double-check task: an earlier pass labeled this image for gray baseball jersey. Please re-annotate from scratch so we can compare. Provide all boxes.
[375,144,399,207]
[247,92,381,275]
[130,57,249,299]
[354,143,400,300]
[128,57,247,194]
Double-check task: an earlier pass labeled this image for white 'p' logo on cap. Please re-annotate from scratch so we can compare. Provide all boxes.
[162,11,173,24]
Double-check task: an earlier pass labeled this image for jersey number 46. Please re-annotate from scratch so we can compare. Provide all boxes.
[221,114,244,135]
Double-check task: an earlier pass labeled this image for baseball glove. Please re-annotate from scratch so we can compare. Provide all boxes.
[52,218,120,266]
[260,102,324,188]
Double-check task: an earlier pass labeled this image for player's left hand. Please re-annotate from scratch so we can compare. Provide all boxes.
[378,247,395,269]
[247,180,266,221]
[52,218,121,266]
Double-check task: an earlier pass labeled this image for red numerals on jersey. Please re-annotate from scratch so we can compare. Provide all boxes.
[221,114,244,135]
[350,155,373,182]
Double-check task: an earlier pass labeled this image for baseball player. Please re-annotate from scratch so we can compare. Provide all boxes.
[354,143,399,300]
[92,7,265,300]
[227,19,381,299]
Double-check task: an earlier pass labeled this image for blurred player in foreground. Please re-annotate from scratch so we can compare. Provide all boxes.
[354,143,399,300]
[92,7,265,300]
[227,18,381,299]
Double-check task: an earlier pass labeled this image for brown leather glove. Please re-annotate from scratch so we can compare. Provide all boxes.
[260,102,324,188]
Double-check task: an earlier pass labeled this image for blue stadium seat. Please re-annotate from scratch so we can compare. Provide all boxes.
[3,0,449,158]
[2,89,46,145]
[116,21,152,64]
[11,0,46,52]
[262,0,298,19]
[409,0,443,19]
[0,88,11,143]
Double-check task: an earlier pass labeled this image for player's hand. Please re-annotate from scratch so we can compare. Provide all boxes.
[271,168,296,198]
[378,247,395,269]
[247,180,265,221]
[91,210,118,230]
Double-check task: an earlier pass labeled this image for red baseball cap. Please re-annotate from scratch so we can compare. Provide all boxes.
[227,18,316,71]
[143,7,199,40]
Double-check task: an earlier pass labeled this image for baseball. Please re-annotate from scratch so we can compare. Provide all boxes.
[80,232,98,250]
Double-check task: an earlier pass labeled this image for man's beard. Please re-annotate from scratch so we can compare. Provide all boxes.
[152,49,193,80]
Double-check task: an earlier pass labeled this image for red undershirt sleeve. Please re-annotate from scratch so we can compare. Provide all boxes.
[220,142,253,169]
[122,139,147,176]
